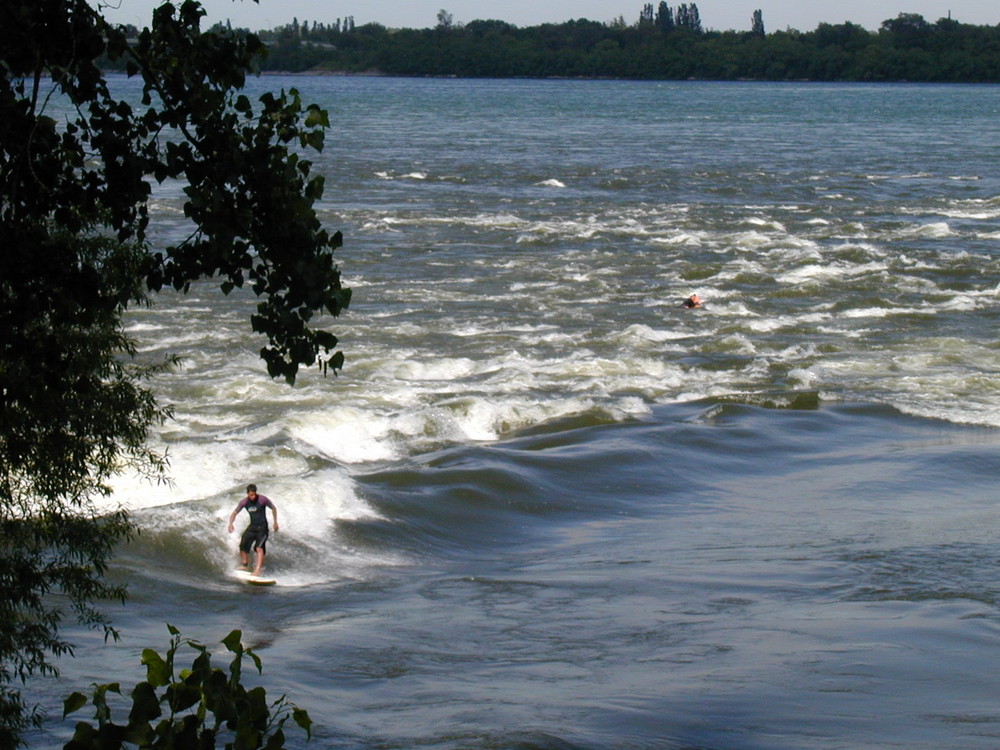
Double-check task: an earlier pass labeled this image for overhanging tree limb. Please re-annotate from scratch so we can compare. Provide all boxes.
[0,0,350,742]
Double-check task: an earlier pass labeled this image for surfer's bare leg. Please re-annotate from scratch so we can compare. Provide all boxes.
[253,547,265,577]
[238,550,250,569]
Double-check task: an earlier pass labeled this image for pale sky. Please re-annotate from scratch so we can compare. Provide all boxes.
[95,0,998,34]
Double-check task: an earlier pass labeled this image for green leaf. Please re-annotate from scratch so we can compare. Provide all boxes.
[306,129,325,152]
[304,105,329,128]
[221,629,243,654]
[248,649,263,674]
[292,707,313,738]
[68,721,99,745]
[62,692,88,718]
[127,681,162,724]
[264,727,286,749]
[62,629,314,749]
[166,682,203,713]
[141,649,171,687]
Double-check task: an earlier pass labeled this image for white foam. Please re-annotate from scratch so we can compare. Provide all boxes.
[778,260,887,284]
[706,333,757,355]
[744,217,787,232]
[942,209,1000,220]
[288,408,399,464]
[649,232,704,246]
[107,437,311,511]
[214,470,371,535]
[204,470,392,587]
[788,368,819,388]
[704,301,754,317]
[730,230,774,249]
[392,357,478,381]
[746,317,789,333]
[841,308,891,319]
[108,168,1000,489]
[898,221,953,239]
[618,324,698,344]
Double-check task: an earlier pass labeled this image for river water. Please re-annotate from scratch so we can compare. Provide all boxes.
[28,77,1000,748]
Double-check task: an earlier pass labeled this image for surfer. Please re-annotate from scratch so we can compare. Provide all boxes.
[679,294,702,309]
[227,484,279,577]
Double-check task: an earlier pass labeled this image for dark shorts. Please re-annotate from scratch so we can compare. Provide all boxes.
[239,525,269,554]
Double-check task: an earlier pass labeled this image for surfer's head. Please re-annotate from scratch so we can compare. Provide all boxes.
[246,483,258,497]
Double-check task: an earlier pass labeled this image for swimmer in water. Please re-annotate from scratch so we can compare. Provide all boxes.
[679,294,702,309]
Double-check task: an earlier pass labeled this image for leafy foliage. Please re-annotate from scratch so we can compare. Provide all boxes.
[62,626,313,749]
[1,0,348,743]
[250,8,1000,82]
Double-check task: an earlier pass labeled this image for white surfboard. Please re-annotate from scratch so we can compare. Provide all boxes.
[234,569,276,586]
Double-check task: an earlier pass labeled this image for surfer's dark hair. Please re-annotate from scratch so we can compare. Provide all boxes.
[247,483,257,493]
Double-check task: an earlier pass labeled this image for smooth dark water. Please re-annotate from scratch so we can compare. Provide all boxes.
[27,78,1000,748]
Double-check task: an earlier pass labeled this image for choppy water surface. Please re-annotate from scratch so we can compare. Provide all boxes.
[28,78,1000,749]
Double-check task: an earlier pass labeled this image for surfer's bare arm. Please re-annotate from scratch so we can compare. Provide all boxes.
[227,503,242,533]
[271,504,279,532]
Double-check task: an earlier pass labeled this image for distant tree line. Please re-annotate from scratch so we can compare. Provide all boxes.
[239,5,1000,82]
[100,6,1000,82]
